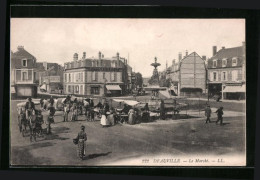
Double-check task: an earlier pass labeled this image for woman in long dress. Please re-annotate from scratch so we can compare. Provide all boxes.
[100,109,110,127]
[76,125,87,160]
[128,109,135,125]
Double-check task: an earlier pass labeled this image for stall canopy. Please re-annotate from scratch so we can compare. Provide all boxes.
[223,84,246,93]
[158,90,171,99]
[113,99,140,106]
[40,83,47,90]
[106,85,121,91]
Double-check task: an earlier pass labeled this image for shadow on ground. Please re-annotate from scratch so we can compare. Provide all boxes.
[11,142,53,165]
[84,152,112,160]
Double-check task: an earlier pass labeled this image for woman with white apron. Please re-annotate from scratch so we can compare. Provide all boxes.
[100,109,110,127]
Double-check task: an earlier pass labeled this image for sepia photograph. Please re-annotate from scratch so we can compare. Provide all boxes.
[10,18,246,166]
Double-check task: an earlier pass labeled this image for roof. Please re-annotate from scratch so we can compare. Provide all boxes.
[12,47,36,60]
[36,63,45,71]
[210,46,243,60]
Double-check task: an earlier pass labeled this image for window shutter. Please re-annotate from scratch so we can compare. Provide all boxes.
[95,71,98,81]
[114,72,117,81]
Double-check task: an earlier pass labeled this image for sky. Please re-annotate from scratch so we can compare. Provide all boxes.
[11,18,245,77]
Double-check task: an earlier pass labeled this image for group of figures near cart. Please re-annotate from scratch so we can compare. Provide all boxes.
[17,97,55,142]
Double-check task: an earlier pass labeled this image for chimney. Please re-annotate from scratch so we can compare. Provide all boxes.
[73,53,78,61]
[116,52,120,60]
[172,59,175,65]
[98,51,102,59]
[178,52,182,61]
[202,56,206,61]
[213,46,217,56]
[17,46,24,51]
[126,59,128,65]
[83,52,86,59]
[222,46,225,50]
[102,54,104,58]
[185,50,188,57]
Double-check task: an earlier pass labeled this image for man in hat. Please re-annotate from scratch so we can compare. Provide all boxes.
[25,97,35,120]
[205,105,212,123]
[215,106,224,125]
[49,96,54,105]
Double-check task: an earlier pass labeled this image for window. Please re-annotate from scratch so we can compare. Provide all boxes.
[111,72,115,81]
[80,72,83,82]
[222,59,227,67]
[65,74,67,82]
[222,71,227,81]
[103,72,106,79]
[22,71,28,81]
[68,85,71,93]
[22,59,27,67]
[69,74,71,82]
[213,72,217,81]
[72,73,74,82]
[91,87,100,94]
[80,85,83,95]
[232,70,238,81]
[213,60,217,68]
[232,58,237,66]
[92,71,98,81]
[75,85,79,94]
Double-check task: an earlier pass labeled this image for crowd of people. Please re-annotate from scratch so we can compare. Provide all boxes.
[17,95,225,160]
[57,95,158,127]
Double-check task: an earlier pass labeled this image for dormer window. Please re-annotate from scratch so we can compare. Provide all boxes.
[232,57,238,67]
[22,59,27,67]
[222,58,227,67]
[213,59,217,68]
[111,61,116,67]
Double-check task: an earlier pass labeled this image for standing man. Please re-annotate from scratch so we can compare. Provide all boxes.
[205,105,212,123]
[49,96,54,105]
[25,97,35,120]
[160,100,166,120]
[46,102,55,134]
[215,106,224,125]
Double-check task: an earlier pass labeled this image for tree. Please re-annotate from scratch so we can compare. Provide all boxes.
[159,73,171,87]
[134,72,143,88]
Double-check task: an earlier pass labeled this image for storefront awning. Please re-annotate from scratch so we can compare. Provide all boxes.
[223,85,245,93]
[106,85,121,91]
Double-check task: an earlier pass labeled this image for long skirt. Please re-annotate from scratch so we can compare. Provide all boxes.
[100,115,110,126]
[128,113,135,125]
[77,140,86,159]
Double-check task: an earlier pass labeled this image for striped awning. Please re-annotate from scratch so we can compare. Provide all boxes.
[106,85,121,91]
[223,84,245,93]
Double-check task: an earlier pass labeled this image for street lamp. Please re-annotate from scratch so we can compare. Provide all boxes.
[207,79,210,103]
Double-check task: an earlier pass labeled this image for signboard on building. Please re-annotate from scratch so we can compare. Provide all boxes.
[49,76,60,83]
[41,76,60,84]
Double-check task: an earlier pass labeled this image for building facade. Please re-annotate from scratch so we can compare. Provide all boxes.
[11,46,38,98]
[207,42,246,100]
[166,51,207,97]
[36,62,64,94]
[63,52,131,97]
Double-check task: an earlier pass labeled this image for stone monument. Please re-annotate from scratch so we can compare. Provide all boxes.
[149,57,161,85]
